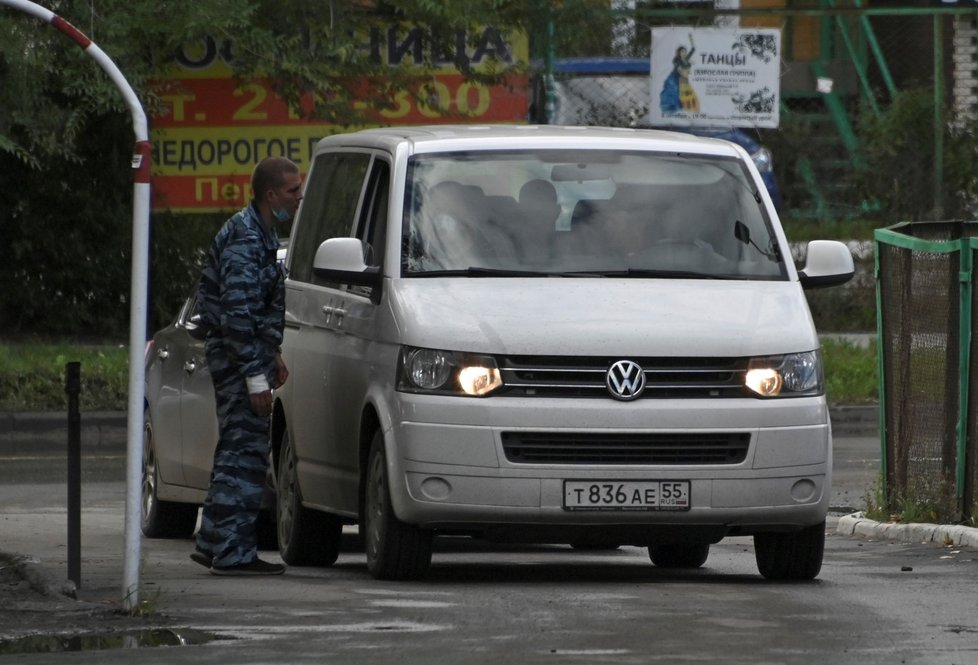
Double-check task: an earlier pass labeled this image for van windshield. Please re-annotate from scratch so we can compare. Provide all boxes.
[401,149,786,280]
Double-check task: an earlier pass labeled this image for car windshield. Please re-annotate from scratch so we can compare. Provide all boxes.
[401,149,786,280]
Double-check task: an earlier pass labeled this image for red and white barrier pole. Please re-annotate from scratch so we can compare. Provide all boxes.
[1,0,150,612]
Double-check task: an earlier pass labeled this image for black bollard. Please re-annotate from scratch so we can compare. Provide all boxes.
[65,361,81,588]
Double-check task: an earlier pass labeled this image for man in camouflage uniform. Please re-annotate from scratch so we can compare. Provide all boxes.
[192,156,302,576]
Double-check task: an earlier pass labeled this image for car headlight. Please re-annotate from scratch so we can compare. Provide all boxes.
[745,351,822,397]
[398,347,503,396]
[751,146,773,173]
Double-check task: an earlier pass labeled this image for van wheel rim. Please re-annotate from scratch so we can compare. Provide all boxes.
[366,452,385,559]
[278,436,297,547]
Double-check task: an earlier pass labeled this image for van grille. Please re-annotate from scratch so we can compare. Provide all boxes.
[501,432,750,465]
[499,355,749,399]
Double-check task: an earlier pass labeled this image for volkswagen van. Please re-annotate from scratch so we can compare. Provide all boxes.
[272,125,854,580]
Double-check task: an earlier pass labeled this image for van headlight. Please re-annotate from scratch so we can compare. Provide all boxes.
[398,347,503,396]
[745,351,822,397]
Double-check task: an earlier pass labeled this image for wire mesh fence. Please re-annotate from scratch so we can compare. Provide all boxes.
[876,221,978,521]
[534,3,978,224]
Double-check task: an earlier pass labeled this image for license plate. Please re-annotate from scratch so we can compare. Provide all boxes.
[563,480,690,511]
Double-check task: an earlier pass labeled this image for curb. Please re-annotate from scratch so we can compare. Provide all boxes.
[828,404,879,435]
[837,512,978,548]
[0,411,128,453]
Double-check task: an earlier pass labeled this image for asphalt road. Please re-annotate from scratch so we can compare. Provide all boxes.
[6,431,978,664]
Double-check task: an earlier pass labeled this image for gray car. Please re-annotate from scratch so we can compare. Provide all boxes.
[141,247,286,544]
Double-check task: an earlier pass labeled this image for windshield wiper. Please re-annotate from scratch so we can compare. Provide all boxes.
[569,269,738,280]
[406,267,735,279]
[407,267,564,277]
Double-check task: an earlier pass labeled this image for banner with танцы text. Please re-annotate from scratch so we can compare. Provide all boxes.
[650,27,781,130]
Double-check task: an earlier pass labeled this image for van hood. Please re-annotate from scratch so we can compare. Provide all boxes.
[387,278,818,357]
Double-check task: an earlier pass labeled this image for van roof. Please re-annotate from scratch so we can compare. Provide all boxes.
[312,124,745,159]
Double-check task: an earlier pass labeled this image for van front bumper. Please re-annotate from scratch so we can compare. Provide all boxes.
[385,394,832,534]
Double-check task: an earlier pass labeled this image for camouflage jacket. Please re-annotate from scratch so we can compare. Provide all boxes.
[197,203,284,381]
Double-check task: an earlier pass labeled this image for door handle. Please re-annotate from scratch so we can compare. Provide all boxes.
[156,346,169,361]
[183,359,198,374]
[322,305,346,325]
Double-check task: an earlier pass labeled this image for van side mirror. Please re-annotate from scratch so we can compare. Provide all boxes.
[312,237,381,288]
[798,240,854,289]
[185,313,208,341]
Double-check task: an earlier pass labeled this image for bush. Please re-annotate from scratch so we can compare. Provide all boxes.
[0,109,229,339]
[854,87,978,222]
[0,112,134,338]
[149,212,225,331]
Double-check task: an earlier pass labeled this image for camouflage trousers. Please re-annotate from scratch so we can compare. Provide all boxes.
[196,341,273,568]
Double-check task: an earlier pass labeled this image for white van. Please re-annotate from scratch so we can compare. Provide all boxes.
[273,125,854,581]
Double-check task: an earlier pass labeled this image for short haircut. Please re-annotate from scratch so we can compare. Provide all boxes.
[251,157,299,203]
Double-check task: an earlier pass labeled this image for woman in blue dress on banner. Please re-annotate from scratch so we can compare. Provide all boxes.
[660,34,699,115]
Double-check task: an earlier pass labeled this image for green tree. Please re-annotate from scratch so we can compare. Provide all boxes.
[0,0,552,337]
[854,87,978,222]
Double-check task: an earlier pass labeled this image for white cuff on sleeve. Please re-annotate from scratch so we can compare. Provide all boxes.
[246,374,270,394]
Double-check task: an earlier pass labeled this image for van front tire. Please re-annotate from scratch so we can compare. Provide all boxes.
[754,521,825,581]
[649,543,710,569]
[363,430,432,580]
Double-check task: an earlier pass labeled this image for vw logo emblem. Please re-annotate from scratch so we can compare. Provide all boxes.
[606,360,646,401]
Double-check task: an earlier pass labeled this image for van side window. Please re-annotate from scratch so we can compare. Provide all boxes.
[289,152,371,283]
[358,161,390,266]
[348,160,390,298]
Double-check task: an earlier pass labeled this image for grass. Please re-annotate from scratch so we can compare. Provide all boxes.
[863,471,976,527]
[0,338,878,411]
[821,338,878,404]
[0,342,130,411]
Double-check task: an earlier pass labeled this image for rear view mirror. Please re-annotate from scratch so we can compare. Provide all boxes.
[551,163,612,182]
[798,240,854,289]
[312,237,381,288]
[185,313,207,341]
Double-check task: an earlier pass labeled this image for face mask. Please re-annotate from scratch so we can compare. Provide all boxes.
[272,207,290,223]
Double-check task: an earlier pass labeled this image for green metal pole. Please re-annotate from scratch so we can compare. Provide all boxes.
[957,240,973,515]
[874,236,889,506]
[832,13,879,115]
[851,0,896,97]
[827,0,879,115]
[934,15,945,220]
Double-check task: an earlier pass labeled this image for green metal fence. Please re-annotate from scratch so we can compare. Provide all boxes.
[875,221,978,520]
[537,2,978,224]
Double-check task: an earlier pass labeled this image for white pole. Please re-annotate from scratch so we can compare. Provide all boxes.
[1,0,150,611]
